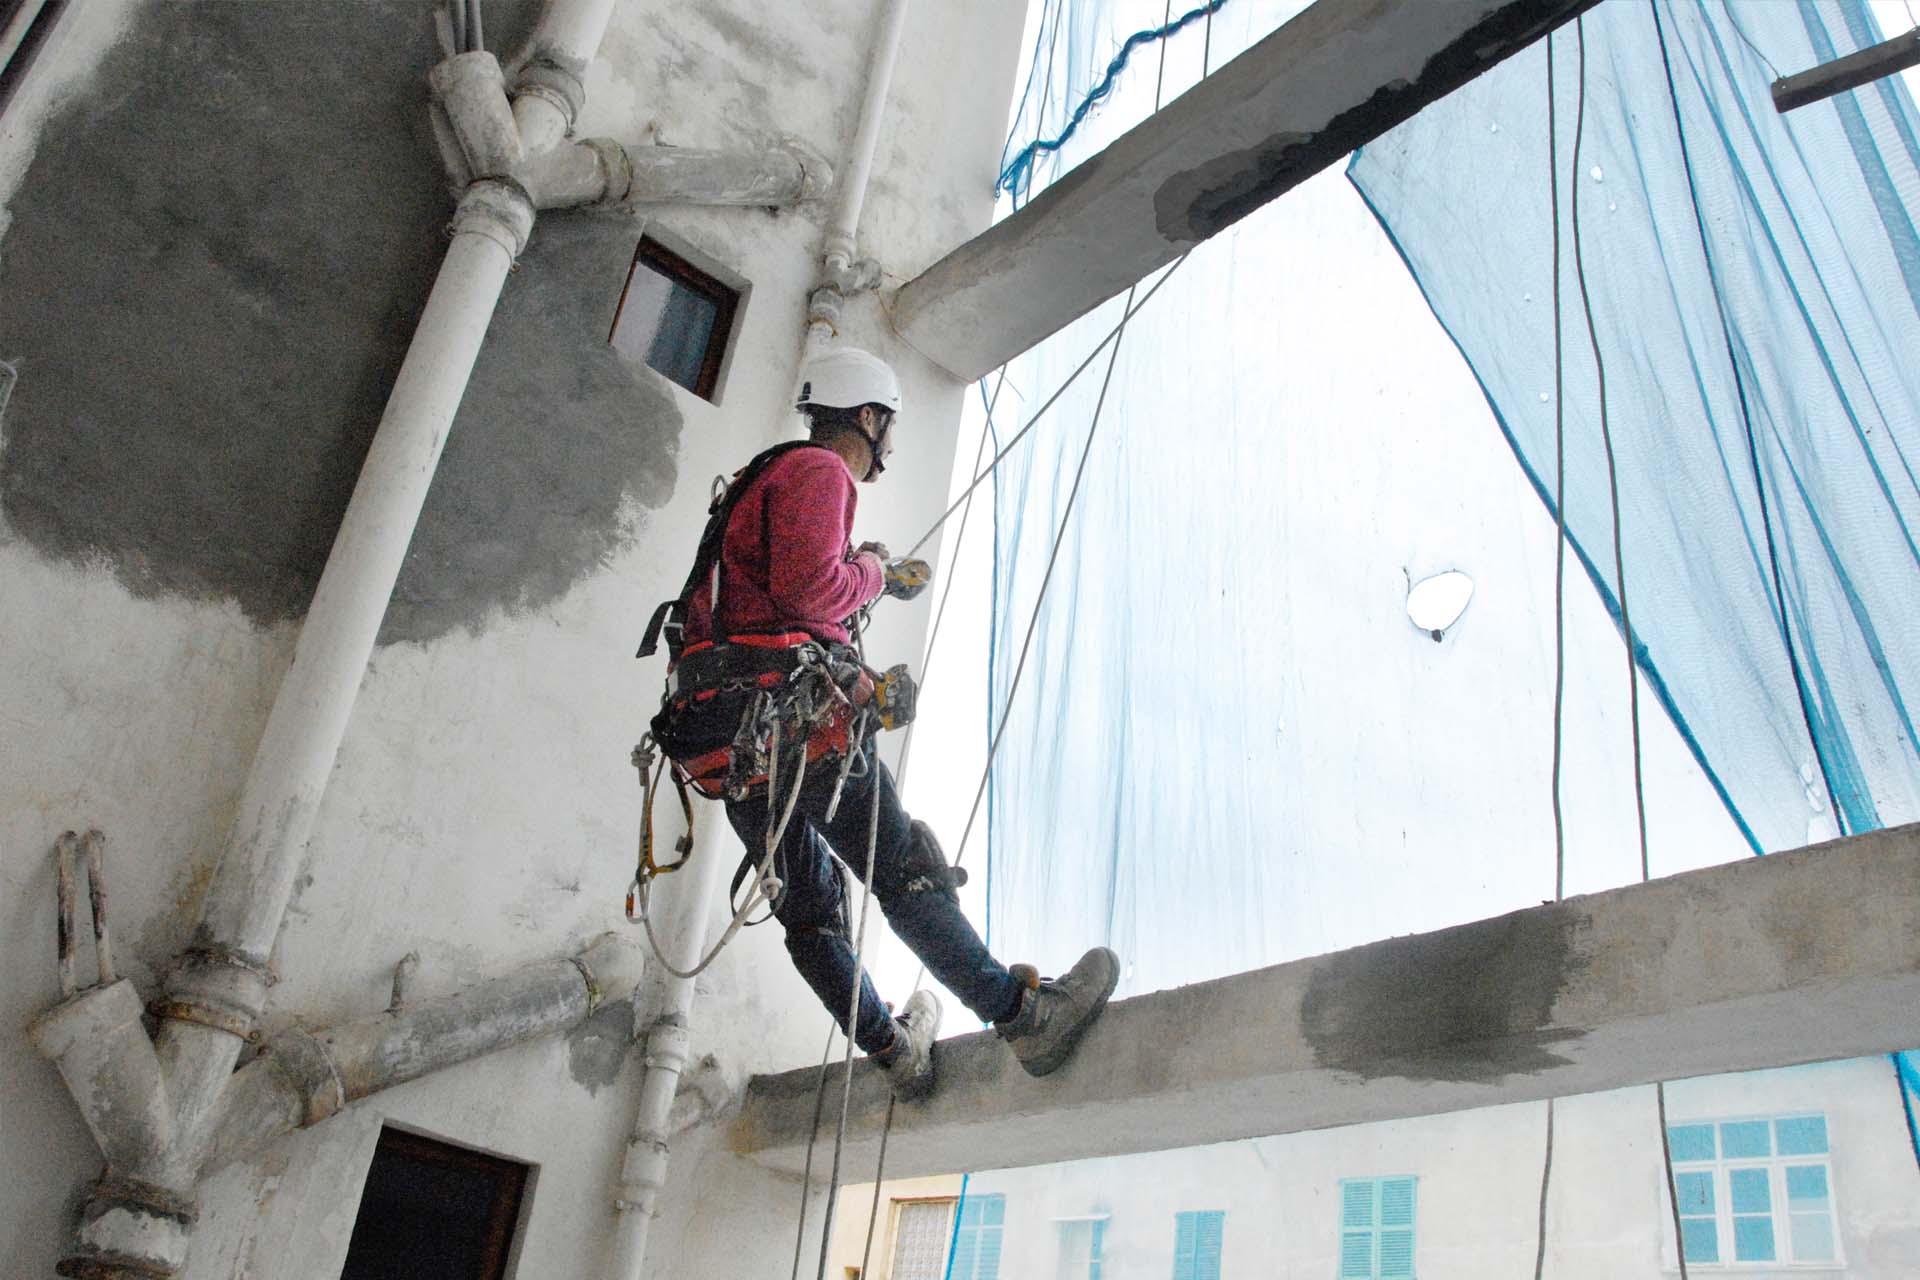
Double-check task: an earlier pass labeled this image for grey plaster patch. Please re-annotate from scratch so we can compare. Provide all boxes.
[0,0,681,644]
[1299,905,1591,1084]
[567,995,636,1093]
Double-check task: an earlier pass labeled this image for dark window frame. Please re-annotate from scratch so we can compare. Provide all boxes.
[341,1125,531,1280]
[609,235,741,402]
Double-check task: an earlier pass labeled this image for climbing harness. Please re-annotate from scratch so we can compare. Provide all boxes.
[627,443,920,980]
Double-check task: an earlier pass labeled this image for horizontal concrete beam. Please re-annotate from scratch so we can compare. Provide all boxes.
[890,0,1600,380]
[734,825,1920,1179]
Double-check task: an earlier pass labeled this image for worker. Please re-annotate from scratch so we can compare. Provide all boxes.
[656,346,1118,1100]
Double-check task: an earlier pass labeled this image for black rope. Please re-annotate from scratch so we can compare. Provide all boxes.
[1537,28,1566,1274]
[1574,12,1683,1275]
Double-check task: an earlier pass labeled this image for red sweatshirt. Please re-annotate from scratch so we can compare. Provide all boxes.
[684,445,884,647]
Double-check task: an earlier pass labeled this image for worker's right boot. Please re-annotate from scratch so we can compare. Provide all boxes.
[995,946,1120,1077]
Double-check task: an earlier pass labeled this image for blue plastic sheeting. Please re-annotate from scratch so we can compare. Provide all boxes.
[1349,0,1919,855]
[1348,0,1919,1166]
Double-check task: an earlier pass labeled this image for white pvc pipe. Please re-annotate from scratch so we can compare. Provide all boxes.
[196,188,529,971]
[512,0,619,153]
[822,0,910,271]
[154,181,534,1173]
[604,817,731,1280]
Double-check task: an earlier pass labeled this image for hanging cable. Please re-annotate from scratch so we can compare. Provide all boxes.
[845,26,1197,1245]
[1571,14,1685,1276]
[1570,15,1651,884]
[1536,29,1566,1277]
[897,369,1010,781]
[902,253,1194,562]
[809,620,895,1280]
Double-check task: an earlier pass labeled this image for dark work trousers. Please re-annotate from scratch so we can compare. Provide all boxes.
[726,740,1021,1054]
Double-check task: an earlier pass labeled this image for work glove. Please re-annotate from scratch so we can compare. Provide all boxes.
[883,557,932,601]
[855,540,891,563]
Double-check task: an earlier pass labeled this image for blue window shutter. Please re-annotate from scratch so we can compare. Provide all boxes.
[1196,1211,1224,1280]
[1340,1232,1375,1278]
[1172,1212,1197,1280]
[951,1222,977,1280]
[1379,1179,1415,1228]
[977,1225,1003,1280]
[1379,1229,1415,1278]
[1342,1180,1375,1230]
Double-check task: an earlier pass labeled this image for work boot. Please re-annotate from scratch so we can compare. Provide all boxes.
[874,989,942,1100]
[995,947,1120,1077]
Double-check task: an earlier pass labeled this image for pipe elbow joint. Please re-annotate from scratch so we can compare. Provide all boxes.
[576,932,645,1010]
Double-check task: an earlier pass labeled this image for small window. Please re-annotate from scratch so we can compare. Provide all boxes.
[1665,1113,1841,1267]
[890,1197,958,1280]
[340,1126,530,1280]
[1054,1216,1108,1280]
[609,235,740,402]
[1340,1177,1416,1278]
[1171,1210,1224,1280]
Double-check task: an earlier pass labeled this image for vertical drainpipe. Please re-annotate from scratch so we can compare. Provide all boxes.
[511,0,618,154]
[606,5,912,1277]
[604,818,731,1280]
[804,0,911,358]
[151,177,535,1187]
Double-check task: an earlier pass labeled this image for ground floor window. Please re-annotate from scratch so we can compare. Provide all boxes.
[1340,1176,1416,1278]
[1172,1209,1224,1280]
[890,1197,958,1280]
[1667,1114,1840,1266]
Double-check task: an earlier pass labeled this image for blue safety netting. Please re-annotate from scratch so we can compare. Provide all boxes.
[944,0,1920,1201]
[1350,0,1920,853]
[1348,0,1920,1144]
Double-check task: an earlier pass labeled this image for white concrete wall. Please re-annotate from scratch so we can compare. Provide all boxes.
[946,1060,1920,1279]
[0,2,1026,1276]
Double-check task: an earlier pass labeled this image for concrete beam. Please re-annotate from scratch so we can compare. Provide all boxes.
[733,825,1920,1179]
[890,0,1600,381]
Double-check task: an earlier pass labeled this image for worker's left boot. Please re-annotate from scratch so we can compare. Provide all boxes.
[874,989,942,1100]
[995,946,1120,1077]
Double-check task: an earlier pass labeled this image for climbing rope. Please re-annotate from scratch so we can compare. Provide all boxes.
[799,618,892,1280]
[1534,25,1567,1276]
[1535,16,1687,1276]
[630,714,813,980]
[901,253,1194,563]
[841,27,1191,1256]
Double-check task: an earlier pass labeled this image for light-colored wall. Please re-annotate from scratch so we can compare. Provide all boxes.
[0,2,1026,1276]
[942,1060,1920,1279]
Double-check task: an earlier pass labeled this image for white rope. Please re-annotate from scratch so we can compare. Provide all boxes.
[633,713,810,981]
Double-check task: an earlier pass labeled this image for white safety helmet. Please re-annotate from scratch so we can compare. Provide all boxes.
[795,347,903,416]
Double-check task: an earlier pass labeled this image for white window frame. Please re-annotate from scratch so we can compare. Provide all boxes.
[886,1196,958,1280]
[1663,1113,1845,1271]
